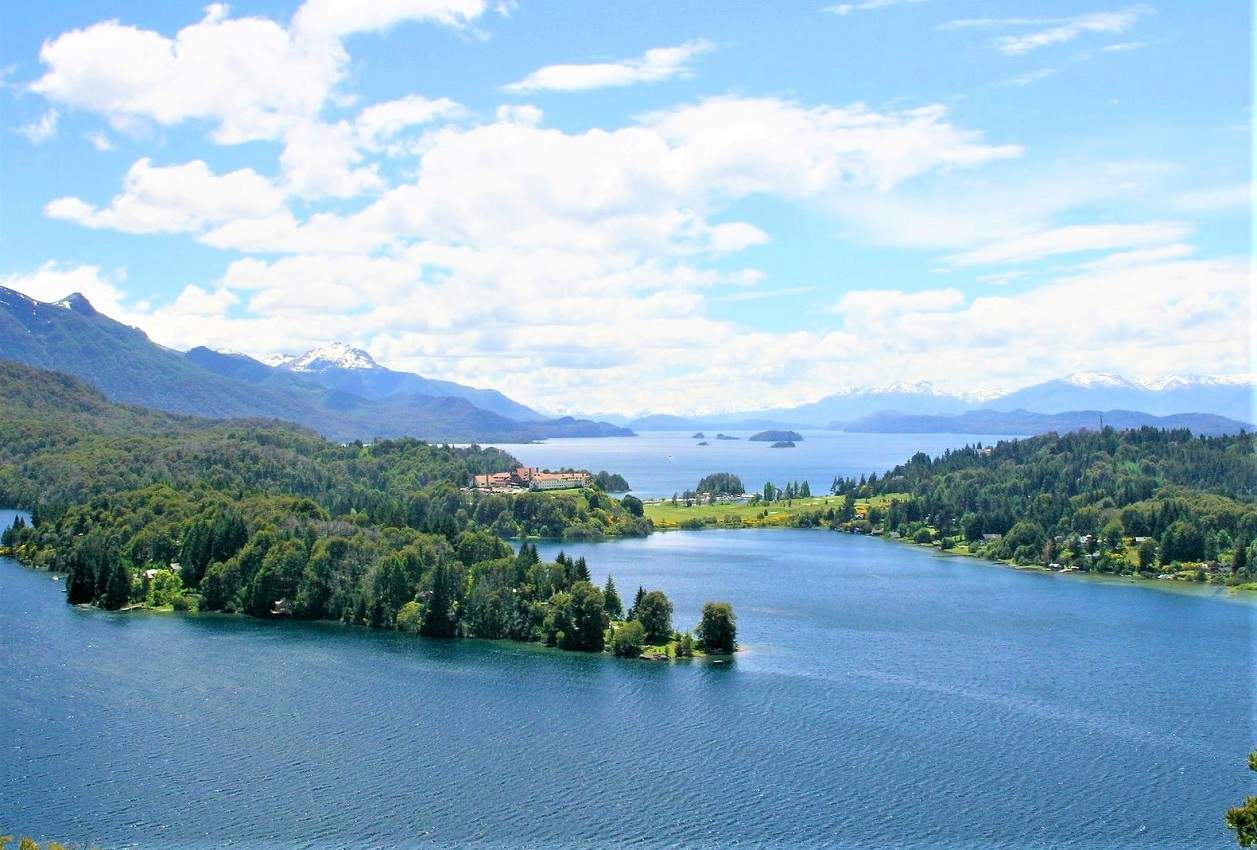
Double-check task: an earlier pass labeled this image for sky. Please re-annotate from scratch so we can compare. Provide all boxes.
[0,0,1251,415]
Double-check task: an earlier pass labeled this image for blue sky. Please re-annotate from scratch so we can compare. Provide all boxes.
[0,0,1250,414]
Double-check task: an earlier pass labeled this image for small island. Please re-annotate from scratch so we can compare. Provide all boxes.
[697,440,709,446]
[770,440,796,448]
[715,433,738,440]
[750,430,803,442]
[692,432,705,439]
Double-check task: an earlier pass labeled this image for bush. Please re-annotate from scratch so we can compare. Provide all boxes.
[611,620,646,657]
[912,527,933,544]
[171,593,199,612]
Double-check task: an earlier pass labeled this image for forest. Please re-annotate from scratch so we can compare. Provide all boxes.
[0,360,734,657]
[830,428,1256,581]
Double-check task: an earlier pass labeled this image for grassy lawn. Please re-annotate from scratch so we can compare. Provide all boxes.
[645,493,904,530]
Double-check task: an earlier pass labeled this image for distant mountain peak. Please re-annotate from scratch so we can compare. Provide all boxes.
[54,292,97,316]
[1059,371,1131,389]
[281,343,380,373]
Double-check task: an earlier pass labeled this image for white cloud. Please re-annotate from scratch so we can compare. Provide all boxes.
[826,0,927,15]
[944,221,1192,266]
[503,40,713,93]
[0,262,131,318]
[30,8,339,143]
[291,0,487,38]
[941,7,1151,55]
[1073,243,1194,271]
[832,287,965,319]
[280,120,384,200]
[355,95,463,146]
[17,109,58,143]
[44,157,285,234]
[494,104,543,126]
[86,131,112,151]
[1101,41,1148,52]
[29,0,485,144]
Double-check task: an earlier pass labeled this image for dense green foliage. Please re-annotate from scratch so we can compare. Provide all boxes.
[0,362,714,659]
[832,428,1256,580]
[696,602,737,654]
[1226,751,1257,846]
[592,470,631,492]
[695,473,744,495]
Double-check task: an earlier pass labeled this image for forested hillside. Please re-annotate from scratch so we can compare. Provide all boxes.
[0,361,699,658]
[832,428,1256,579]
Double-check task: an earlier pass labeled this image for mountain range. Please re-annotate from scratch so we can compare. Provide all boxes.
[839,408,1252,438]
[2,285,1250,441]
[621,375,1252,431]
[0,287,629,442]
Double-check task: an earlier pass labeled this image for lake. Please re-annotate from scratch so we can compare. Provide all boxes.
[482,431,1023,499]
[2,507,1252,849]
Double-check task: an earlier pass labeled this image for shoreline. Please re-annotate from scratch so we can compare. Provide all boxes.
[0,552,737,664]
[642,521,1257,601]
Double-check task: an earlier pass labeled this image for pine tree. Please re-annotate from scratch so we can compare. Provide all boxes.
[103,561,132,610]
[603,574,623,619]
[627,585,645,620]
[573,556,591,583]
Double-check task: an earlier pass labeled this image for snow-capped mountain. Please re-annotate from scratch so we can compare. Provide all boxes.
[988,373,1253,422]
[624,372,1254,429]
[257,341,544,422]
[279,343,380,373]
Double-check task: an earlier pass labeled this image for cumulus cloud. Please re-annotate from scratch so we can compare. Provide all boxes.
[29,1,484,146]
[0,262,131,318]
[17,2,1241,414]
[355,95,463,147]
[502,40,713,93]
[44,158,286,234]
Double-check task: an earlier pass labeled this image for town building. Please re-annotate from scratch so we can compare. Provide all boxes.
[471,466,591,492]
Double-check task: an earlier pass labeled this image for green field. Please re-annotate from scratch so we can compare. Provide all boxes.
[644,494,902,530]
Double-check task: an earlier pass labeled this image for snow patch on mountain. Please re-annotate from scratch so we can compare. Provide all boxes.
[274,343,380,372]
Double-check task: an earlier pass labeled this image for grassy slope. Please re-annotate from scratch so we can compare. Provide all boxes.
[645,494,902,529]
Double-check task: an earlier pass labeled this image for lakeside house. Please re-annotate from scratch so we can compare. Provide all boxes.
[471,466,591,493]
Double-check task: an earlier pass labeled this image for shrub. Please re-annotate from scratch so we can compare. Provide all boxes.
[611,620,646,657]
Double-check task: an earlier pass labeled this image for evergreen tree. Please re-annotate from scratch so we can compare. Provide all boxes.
[635,590,673,644]
[103,561,132,610]
[627,585,646,620]
[420,561,459,637]
[603,574,623,619]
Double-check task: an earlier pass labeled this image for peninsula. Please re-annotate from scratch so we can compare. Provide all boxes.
[0,360,736,660]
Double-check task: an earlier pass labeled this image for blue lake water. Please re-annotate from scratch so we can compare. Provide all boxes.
[482,431,1023,499]
[2,506,1252,849]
